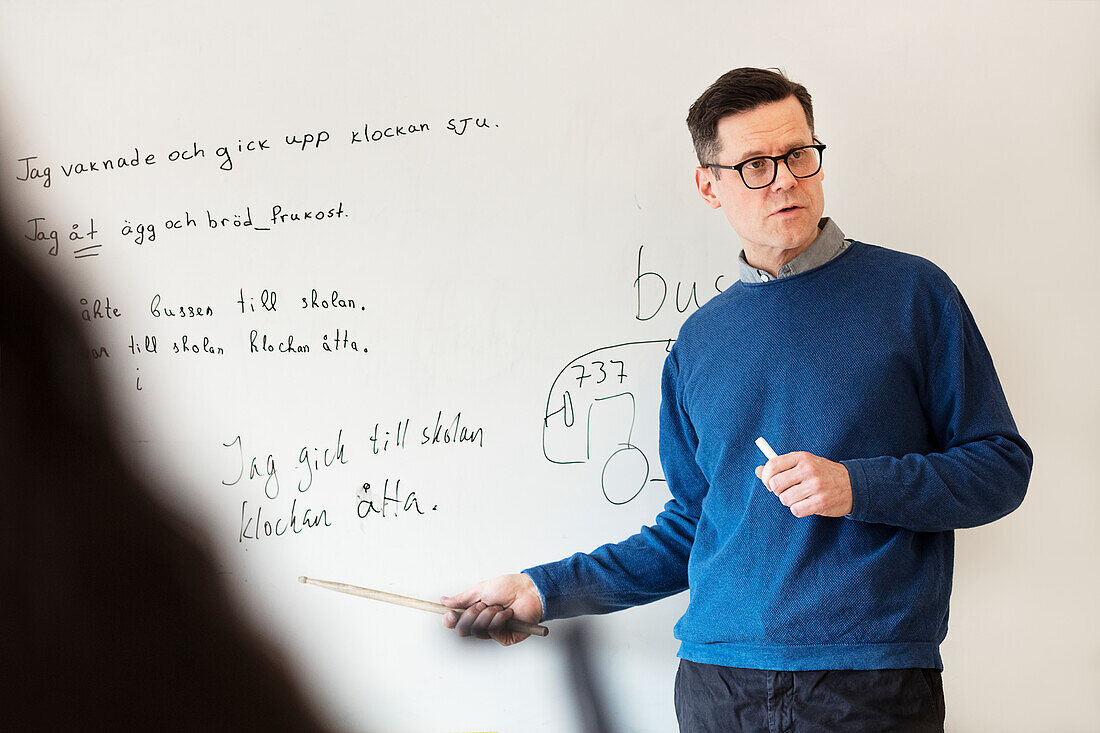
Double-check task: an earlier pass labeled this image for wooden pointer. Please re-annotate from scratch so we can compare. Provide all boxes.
[298,576,550,637]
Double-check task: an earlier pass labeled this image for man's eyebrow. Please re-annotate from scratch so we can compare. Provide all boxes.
[733,141,814,163]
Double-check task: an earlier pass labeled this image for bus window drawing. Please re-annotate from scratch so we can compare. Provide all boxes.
[543,340,674,505]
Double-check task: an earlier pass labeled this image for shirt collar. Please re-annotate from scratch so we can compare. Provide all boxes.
[737,217,849,284]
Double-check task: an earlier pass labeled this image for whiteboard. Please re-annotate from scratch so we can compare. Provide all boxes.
[2,2,1097,731]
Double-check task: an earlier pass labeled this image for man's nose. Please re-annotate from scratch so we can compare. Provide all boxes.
[771,160,799,190]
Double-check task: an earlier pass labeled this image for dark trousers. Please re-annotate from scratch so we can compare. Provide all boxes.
[674,660,945,733]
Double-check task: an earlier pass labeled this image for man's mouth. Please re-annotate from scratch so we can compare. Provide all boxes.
[773,205,802,215]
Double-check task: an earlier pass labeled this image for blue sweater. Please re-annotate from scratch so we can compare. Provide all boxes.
[525,241,1032,671]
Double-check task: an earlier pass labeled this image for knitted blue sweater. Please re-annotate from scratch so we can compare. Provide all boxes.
[525,241,1032,670]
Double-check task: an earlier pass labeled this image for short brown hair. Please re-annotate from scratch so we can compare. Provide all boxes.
[686,67,815,169]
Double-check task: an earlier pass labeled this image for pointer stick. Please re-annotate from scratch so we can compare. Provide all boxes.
[298,576,550,637]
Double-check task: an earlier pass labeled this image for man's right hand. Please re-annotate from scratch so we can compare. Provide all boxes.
[441,573,544,646]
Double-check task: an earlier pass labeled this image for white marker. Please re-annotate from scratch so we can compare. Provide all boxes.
[755,436,778,461]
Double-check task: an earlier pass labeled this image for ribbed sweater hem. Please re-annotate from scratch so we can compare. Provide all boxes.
[678,640,943,671]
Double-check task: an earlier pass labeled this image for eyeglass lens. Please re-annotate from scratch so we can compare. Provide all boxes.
[742,147,822,188]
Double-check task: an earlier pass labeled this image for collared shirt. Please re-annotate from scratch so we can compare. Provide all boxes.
[737,217,850,283]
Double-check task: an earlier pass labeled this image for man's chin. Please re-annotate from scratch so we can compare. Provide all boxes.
[771,219,820,250]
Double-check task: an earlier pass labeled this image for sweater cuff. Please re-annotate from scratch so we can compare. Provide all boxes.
[841,458,871,523]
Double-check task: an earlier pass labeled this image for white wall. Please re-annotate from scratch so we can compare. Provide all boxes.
[2,2,1096,730]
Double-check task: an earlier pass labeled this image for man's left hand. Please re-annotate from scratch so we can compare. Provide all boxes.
[756,452,853,518]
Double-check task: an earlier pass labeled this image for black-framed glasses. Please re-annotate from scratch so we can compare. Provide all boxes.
[705,143,826,189]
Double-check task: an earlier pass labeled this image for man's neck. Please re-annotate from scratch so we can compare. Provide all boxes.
[743,229,821,277]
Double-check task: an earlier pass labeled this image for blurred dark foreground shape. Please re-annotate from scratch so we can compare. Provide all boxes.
[561,619,617,733]
[0,214,333,731]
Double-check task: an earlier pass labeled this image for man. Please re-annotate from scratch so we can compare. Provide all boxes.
[442,68,1032,731]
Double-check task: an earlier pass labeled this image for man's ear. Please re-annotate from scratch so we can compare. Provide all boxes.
[695,166,722,209]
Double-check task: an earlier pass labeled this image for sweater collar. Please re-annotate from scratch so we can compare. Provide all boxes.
[737,218,849,284]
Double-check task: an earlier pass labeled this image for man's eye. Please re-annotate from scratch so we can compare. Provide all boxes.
[745,159,767,170]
